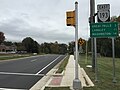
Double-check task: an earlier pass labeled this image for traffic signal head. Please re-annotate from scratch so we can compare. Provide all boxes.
[66,11,75,26]
[66,11,75,18]
[66,18,75,26]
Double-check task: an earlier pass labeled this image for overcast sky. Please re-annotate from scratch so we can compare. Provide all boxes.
[0,0,120,44]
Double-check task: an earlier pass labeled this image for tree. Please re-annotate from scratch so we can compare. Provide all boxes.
[40,42,68,54]
[50,41,59,54]
[0,32,5,44]
[3,41,12,46]
[14,42,26,51]
[58,44,68,54]
[22,37,40,53]
[116,16,120,22]
[88,38,112,57]
[32,41,39,53]
[68,41,75,54]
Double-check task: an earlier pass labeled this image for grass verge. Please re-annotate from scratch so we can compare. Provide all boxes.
[79,55,120,90]
[56,55,69,73]
[0,54,30,60]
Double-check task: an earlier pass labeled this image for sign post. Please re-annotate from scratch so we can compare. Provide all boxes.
[73,2,82,90]
[90,21,118,84]
[112,38,117,83]
[66,1,82,90]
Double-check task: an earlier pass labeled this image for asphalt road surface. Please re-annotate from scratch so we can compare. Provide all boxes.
[0,54,66,90]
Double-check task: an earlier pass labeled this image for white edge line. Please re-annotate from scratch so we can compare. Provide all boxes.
[0,72,45,76]
[0,88,27,90]
[35,55,61,75]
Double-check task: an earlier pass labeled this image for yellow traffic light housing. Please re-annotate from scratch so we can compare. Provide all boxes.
[66,11,75,26]
[66,11,75,18]
[66,18,75,26]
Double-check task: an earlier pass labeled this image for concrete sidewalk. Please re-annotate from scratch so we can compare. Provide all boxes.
[60,55,86,88]
[45,55,94,89]
[30,55,94,90]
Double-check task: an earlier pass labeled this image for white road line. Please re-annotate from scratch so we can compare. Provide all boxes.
[0,72,45,76]
[36,55,61,75]
[31,59,38,62]
[0,88,26,90]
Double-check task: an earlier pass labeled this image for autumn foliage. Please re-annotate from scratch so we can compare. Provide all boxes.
[0,32,5,44]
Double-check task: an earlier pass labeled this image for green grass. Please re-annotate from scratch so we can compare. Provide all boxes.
[0,54,30,60]
[44,87,70,90]
[79,55,120,90]
[56,55,69,73]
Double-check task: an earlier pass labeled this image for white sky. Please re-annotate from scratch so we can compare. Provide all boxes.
[0,0,120,44]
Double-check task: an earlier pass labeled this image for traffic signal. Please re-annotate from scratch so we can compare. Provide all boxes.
[66,11,75,26]
[78,38,85,46]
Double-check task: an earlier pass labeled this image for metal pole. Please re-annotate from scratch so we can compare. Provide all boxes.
[73,1,82,90]
[90,0,95,72]
[75,1,78,80]
[112,38,117,83]
[85,40,88,64]
[90,0,98,82]
[94,38,98,82]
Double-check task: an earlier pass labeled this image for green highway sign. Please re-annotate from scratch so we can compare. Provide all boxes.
[90,22,119,37]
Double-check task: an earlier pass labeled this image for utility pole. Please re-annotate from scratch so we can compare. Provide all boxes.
[90,0,95,72]
[73,1,82,90]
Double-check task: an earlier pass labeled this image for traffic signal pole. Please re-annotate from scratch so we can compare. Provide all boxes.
[73,1,82,90]
[90,0,95,72]
[90,0,98,82]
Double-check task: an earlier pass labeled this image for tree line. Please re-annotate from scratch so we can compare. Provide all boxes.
[0,35,68,54]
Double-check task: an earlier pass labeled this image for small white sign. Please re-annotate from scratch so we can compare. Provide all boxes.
[98,10,110,22]
[97,4,110,11]
[97,4,110,22]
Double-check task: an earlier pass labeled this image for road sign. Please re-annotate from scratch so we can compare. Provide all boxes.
[90,22,119,37]
[78,38,85,46]
[97,4,110,22]
[97,4,110,11]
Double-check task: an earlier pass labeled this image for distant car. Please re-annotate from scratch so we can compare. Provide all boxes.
[33,53,37,55]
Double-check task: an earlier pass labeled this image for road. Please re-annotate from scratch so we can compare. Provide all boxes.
[0,54,66,90]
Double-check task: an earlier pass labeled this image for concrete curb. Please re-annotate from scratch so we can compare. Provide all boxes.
[30,55,68,90]
[81,68,94,87]
[45,55,94,89]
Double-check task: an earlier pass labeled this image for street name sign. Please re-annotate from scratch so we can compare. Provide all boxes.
[97,4,110,22]
[90,22,119,38]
